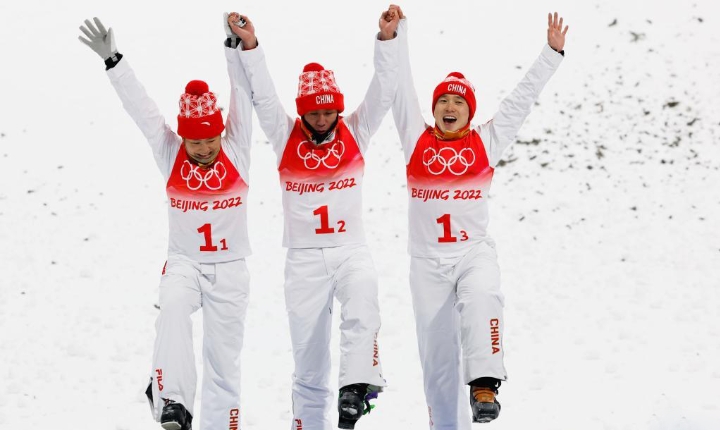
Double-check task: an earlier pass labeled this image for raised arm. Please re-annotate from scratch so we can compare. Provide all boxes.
[232,14,294,162]
[222,12,255,180]
[79,18,179,178]
[390,9,428,164]
[345,5,401,154]
[479,12,568,167]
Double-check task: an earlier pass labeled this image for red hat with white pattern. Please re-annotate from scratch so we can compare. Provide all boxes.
[295,63,345,116]
[432,72,477,122]
[177,80,225,139]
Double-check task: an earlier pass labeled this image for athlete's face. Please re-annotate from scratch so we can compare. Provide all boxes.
[184,135,222,165]
[303,109,338,133]
[433,94,470,133]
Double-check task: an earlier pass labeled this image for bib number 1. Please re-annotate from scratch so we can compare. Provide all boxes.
[313,205,346,234]
[436,214,468,243]
[197,223,228,252]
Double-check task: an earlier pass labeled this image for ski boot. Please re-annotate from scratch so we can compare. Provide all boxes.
[338,383,380,429]
[469,377,501,423]
[160,400,193,430]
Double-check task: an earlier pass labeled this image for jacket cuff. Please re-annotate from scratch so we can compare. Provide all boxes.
[550,45,565,56]
[104,52,123,70]
[541,44,565,66]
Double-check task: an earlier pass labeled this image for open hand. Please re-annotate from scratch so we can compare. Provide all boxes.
[78,17,117,60]
[547,12,569,52]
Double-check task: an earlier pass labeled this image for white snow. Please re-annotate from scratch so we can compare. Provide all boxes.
[1,0,719,429]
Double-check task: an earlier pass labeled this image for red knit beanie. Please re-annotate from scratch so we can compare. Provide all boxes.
[432,72,477,122]
[295,63,345,116]
[177,80,225,140]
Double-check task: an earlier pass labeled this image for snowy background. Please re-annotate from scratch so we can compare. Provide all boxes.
[1,0,719,429]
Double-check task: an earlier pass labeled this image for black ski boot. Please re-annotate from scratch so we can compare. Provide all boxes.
[469,377,501,423]
[338,383,379,429]
[160,401,193,430]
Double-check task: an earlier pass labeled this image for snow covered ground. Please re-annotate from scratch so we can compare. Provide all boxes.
[1,0,719,429]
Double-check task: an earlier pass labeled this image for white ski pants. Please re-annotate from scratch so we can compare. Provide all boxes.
[410,241,507,430]
[284,244,386,430]
[148,255,250,430]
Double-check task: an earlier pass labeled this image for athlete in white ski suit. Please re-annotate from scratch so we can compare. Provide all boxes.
[230,11,399,430]
[80,17,255,430]
[391,13,567,429]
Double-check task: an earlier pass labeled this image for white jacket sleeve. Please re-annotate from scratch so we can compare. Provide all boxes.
[344,32,399,155]
[391,18,428,164]
[479,44,564,167]
[106,60,180,179]
[238,45,294,164]
[223,45,253,182]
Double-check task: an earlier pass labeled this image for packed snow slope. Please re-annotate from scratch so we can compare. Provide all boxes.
[0,0,718,429]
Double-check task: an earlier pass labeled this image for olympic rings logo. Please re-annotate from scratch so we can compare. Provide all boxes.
[297,140,345,170]
[179,160,227,191]
[422,147,476,175]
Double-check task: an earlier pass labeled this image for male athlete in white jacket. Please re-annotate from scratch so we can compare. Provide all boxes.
[391,9,569,428]
[227,6,401,430]
[79,14,256,430]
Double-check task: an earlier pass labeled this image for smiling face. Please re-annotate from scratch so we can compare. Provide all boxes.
[303,109,338,133]
[433,94,470,134]
[184,135,222,165]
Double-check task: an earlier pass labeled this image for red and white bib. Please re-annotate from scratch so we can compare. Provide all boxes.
[406,128,494,257]
[278,119,366,248]
[165,146,250,262]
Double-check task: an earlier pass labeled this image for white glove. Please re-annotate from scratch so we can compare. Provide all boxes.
[223,12,239,48]
[78,17,117,60]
